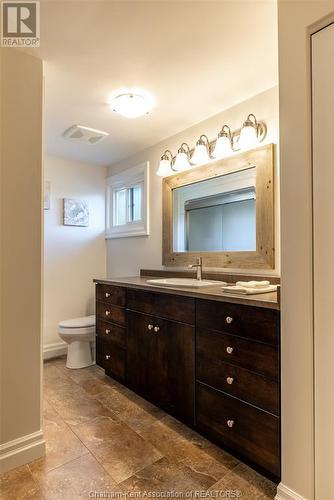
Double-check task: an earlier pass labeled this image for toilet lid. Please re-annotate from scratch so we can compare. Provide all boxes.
[58,315,95,329]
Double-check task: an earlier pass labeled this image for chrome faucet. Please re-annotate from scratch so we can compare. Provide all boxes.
[188,257,203,281]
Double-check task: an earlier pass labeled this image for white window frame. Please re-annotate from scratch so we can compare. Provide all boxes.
[105,162,149,239]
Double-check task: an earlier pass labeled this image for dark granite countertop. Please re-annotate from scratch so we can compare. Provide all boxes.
[94,276,280,310]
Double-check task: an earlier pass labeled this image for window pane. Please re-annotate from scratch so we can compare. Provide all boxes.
[132,184,142,221]
[114,188,127,226]
[128,184,142,222]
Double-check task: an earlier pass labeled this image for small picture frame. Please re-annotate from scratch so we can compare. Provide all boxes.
[63,198,89,227]
[44,181,51,210]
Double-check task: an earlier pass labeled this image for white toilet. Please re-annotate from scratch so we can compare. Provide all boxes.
[58,315,96,369]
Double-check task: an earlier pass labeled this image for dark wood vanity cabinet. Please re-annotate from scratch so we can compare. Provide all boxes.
[95,282,280,482]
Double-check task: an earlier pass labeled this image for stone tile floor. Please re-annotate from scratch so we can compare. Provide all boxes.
[0,356,277,499]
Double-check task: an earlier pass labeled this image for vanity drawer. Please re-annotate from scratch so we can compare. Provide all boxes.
[127,289,195,325]
[196,299,278,345]
[96,284,126,307]
[96,319,126,349]
[196,328,278,380]
[96,301,126,326]
[96,338,125,382]
[196,383,280,478]
[197,354,279,414]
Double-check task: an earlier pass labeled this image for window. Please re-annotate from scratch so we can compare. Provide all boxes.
[106,162,149,238]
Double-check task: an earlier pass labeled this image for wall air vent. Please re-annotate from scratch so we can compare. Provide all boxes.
[63,125,109,144]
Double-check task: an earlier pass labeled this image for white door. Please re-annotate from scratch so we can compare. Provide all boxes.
[312,21,334,500]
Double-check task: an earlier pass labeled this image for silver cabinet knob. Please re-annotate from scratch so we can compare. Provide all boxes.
[226,316,233,324]
[105,310,110,316]
[105,292,111,298]
[226,346,234,354]
[147,324,154,331]
[227,420,234,428]
[154,326,160,333]
[226,377,234,385]
[105,355,111,360]
[105,329,110,335]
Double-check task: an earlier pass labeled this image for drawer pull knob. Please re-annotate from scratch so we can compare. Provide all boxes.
[226,377,234,385]
[154,326,160,333]
[226,346,234,354]
[227,419,234,428]
[147,324,154,331]
[105,310,110,316]
[226,316,233,324]
[105,292,111,298]
[105,329,111,335]
[105,355,111,360]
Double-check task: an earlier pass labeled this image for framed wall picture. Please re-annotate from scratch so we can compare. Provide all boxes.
[63,198,89,227]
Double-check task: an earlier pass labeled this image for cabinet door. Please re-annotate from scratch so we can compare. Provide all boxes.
[147,317,195,425]
[126,310,152,397]
[127,310,195,425]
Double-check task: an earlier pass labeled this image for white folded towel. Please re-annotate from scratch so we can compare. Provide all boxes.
[236,280,270,289]
[221,284,277,295]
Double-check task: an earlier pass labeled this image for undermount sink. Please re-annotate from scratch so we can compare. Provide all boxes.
[146,278,226,288]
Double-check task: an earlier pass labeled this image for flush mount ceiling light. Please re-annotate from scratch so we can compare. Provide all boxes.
[63,125,109,144]
[212,125,233,158]
[109,89,155,118]
[191,134,211,165]
[156,150,174,177]
[174,143,191,171]
[238,113,266,149]
[156,113,266,177]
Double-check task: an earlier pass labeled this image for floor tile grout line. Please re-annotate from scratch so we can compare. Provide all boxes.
[28,448,91,479]
[205,461,242,491]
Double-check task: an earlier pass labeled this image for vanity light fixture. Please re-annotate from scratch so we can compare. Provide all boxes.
[109,89,155,118]
[156,113,266,177]
[174,143,191,171]
[191,134,211,165]
[238,113,266,149]
[156,150,174,177]
[212,125,233,158]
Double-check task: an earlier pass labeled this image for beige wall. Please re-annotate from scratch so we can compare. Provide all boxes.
[107,86,279,278]
[0,49,45,471]
[312,22,334,500]
[277,2,334,499]
[43,156,106,356]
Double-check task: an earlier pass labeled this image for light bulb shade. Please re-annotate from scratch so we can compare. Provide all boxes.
[156,158,173,177]
[238,123,258,149]
[174,151,191,171]
[212,135,232,158]
[191,144,210,165]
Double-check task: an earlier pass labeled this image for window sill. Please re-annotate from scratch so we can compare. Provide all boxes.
[105,230,149,239]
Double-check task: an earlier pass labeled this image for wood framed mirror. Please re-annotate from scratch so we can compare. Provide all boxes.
[162,143,275,269]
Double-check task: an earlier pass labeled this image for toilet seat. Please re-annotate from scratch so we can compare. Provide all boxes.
[59,315,95,329]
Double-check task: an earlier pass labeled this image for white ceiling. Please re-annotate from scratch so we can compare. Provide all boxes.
[28,0,278,166]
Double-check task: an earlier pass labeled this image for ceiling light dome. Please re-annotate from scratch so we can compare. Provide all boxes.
[110,89,154,118]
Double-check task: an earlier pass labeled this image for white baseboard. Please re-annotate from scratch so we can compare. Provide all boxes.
[0,430,45,474]
[275,483,308,500]
[43,341,67,360]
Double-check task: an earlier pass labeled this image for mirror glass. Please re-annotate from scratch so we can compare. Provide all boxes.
[172,167,256,252]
